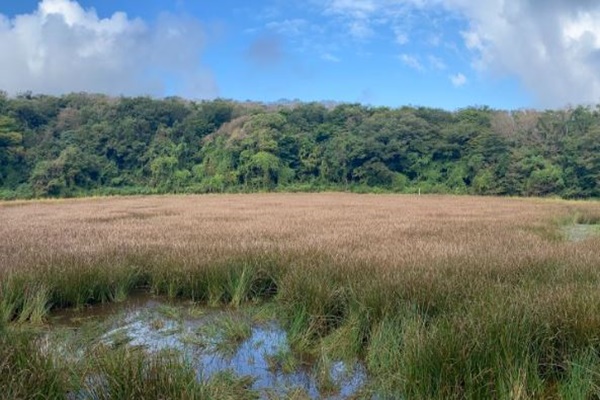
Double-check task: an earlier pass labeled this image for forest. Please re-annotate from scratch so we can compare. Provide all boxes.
[0,92,598,199]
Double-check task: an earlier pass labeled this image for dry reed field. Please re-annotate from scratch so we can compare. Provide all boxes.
[1,193,600,398]
[1,193,594,272]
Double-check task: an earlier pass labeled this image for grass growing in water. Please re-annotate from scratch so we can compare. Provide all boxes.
[196,313,253,354]
[266,347,300,374]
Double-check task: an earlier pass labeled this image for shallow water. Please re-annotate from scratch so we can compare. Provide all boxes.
[563,223,600,242]
[48,295,367,399]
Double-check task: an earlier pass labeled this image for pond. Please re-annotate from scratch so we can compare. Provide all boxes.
[46,294,368,399]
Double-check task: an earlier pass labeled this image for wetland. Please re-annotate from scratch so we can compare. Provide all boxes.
[2,193,600,399]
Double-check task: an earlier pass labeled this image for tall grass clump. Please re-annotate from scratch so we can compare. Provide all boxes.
[220,253,280,306]
[45,261,146,308]
[364,312,417,395]
[395,296,545,399]
[277,254,352,347]
[0,275,22,323]
[147,252,280,306]
[117,347,258,398]
[82,346,257,399]
[0,329,67,398]
[572,208,600,225]
[558,349,600,399]
[18,283,51,324]
[0,276,51,324]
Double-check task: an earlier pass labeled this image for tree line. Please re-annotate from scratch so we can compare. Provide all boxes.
[0,92,598,199]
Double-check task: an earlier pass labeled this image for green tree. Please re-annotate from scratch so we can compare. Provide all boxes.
[0,116,25,187]
[526,163,565,196]
[29,160,66,196]
[29,146,107,196]
[240,151,291,188]
[150,156,178,189]
[352,160,396,187]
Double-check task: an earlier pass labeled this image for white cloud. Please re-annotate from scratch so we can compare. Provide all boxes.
[450,72,466,87]
[399,53,424,71]
[427,33,442,46]
[437,0,600,106]
[322,53,341,62]
[0,0,217,98]
[428,55,446,70]
[325,0,378,19]
[266,19,307,36]
[348,19,374,39]
[394,28,409,45]
[320,0,429,41]
[315,0,600,106]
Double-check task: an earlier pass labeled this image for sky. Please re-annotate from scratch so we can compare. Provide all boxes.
[1,1,600,110]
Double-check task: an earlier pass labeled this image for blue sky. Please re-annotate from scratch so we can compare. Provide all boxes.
[1,1,599,110]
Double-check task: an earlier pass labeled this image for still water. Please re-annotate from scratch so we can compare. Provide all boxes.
[48,294,367,399]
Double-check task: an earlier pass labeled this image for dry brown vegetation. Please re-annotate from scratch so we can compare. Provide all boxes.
[1,193,600,398]
[1,193,596,272]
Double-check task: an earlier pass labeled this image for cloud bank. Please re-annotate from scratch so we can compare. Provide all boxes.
[0,0,217,98]
[319,0,600,107]
[444,0,600,106]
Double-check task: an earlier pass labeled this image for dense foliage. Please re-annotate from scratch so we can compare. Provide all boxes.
[0,92,598,199]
